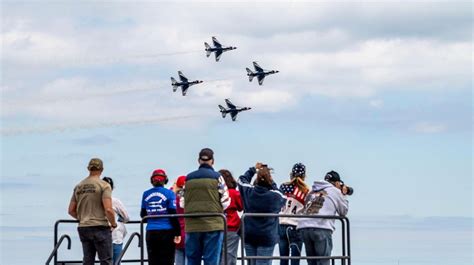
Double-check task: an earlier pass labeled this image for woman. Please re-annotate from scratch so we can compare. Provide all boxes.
[140,169,181,265]
[278,163,309,265]
[219,169,243,265]
[102,177,130,265]
[238,163,287,265]
[172,175,187,265]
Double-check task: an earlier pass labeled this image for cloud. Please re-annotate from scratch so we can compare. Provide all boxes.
[369,99,384,108]
[69,135,117,145]
[413,122,447,134]
[1,2,470,134]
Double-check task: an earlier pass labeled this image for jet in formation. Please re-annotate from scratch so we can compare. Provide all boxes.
[204,37,237,62]
[171,71,203,96]
[246,62,279,85]
[218,99,252,121]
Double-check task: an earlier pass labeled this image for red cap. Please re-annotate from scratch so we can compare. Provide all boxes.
[176,175,186,188]
[151,169,167,181]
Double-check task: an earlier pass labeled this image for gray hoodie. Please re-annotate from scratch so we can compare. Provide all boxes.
[297,180,348,232]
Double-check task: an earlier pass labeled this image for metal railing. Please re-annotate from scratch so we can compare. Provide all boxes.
[45,234,71,265]
[140,213,228,265]
[240,213,351,265]
[115,232,141,265]
[48,214,350,265]
[47,213,228,265]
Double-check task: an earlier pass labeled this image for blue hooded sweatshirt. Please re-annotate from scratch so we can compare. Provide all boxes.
[238,167,287,246]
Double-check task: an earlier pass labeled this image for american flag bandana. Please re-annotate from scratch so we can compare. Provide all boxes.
[280,183,306,204]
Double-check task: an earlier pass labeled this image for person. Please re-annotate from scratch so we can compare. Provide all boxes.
[183,148,230,265]
[102,177,130,265]
[172,175,187,265]
[238,162,287,265]
[219,169,243,265]
[68,158,117,265]
[140,169,181,265]
[297,171,349,265]
[278,163,310,265]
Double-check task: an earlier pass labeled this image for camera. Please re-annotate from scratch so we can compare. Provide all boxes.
[340,183,354,196]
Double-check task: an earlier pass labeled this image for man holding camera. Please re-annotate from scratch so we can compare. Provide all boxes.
[297,171,351,265]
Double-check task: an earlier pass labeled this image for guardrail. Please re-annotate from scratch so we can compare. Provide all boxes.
[240,213,351,265]
[48,214,349,264]
[45,234,71,265]
[140,213,228,265]
[115,232,141,265]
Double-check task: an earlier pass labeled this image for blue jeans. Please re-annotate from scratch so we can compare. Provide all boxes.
[300,228,333,265]
[77,226,112,265]
[278,225,303,265]
[221,231,240,265]
[113,243,122,265]
[244,243,275,265]
[176,248,186,265]
[186,231,224,265]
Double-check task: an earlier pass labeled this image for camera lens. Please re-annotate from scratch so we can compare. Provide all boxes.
[346,186,354,196]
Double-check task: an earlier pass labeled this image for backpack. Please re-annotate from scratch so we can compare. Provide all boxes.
[303,189,327,214]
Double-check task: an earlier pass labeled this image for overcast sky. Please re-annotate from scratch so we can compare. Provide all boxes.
[1,1,472,264]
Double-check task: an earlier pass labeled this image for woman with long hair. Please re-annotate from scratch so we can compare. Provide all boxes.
[238,162,287,265]
[219,169,243,265]
[278,163,310,265]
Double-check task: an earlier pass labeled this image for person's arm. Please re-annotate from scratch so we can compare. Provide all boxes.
[238,167,256,185]
[68,195,78,219]
[335,192,349,216]
[140,192,147,218]
[167,192,181,244]
[235,191,244,212]
[102,197,117,228]
[114,199,130,223]
[102,185,117,228]
[218,175,231,210]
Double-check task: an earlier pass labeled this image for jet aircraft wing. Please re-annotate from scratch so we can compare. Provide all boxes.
[181,84,189,96]
[212,37,222,48]
[230,111,238,121]
[225,99,237,109]
[253,62,264,72]
[214,50,223,62]
[178,71,188,82]
[257,75,265,85]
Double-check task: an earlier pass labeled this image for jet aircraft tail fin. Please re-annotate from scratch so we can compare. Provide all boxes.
[204,42,212,57]
[246,68,254,82]
[218,105,227,118]
[171,77,178,92]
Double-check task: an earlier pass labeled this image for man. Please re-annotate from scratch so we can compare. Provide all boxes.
[183,148,230,265]
[68,158,117,265]
[297,171,349,265]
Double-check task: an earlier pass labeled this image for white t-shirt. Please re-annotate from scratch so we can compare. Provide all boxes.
[112,197,130,244]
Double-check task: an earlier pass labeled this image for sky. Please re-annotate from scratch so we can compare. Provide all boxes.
[1,1,473,264]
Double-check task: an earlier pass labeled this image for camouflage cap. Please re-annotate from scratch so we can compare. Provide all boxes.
[87,158,103,170]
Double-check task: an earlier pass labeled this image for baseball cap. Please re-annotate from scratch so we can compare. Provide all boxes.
[325,170,341,182]
[151,169,167,181]
[88,158,103,170]
[176,175,186,188]
[199,148,214,161]
[291,163,306,177]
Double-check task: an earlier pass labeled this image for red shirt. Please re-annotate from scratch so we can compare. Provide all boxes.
[226,188,243,232]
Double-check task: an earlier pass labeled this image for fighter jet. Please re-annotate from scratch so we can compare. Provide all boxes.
[204,37,237,62]
[218,99,252,121]
[170,71,203,96]
[246,62,279,85]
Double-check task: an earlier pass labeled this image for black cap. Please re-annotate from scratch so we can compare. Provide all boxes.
[325,170,341,182]
[199,148,214,161]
